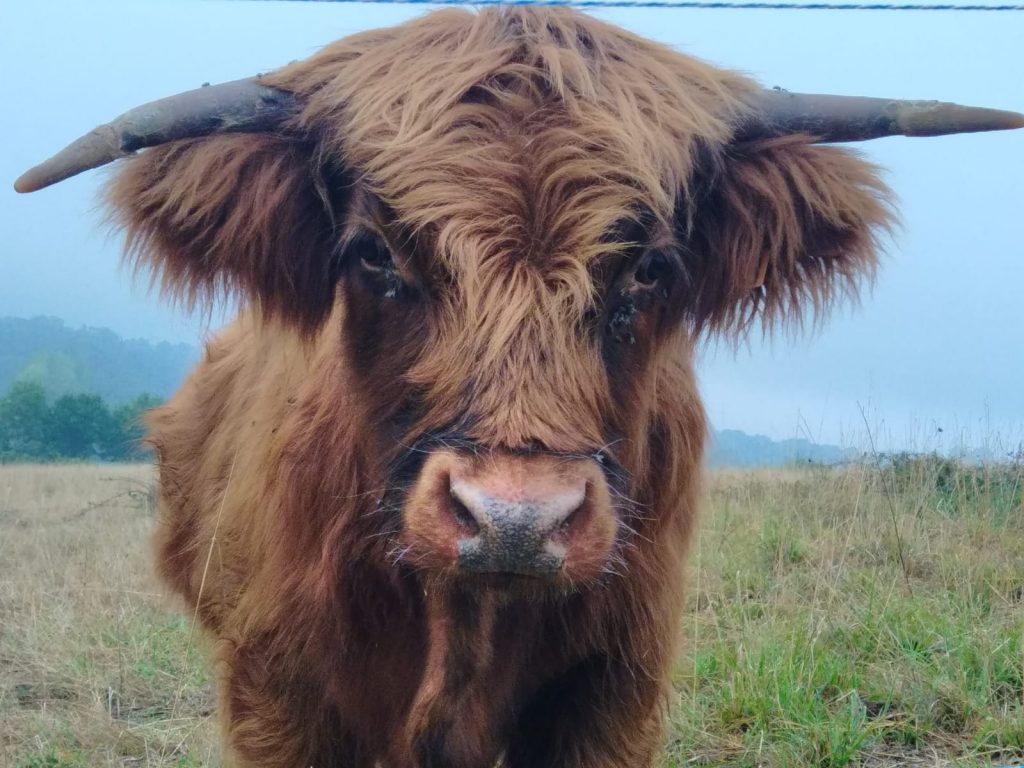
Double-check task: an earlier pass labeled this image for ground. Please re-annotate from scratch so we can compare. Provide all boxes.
[1,460,1022,767]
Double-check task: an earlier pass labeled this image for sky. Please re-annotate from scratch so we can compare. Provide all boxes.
[0,0,1021,451]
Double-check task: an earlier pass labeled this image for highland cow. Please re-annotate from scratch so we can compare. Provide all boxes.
[15,7,1023,767]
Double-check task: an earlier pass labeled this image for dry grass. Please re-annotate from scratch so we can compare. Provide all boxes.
[0,465,216,768]
[1,461,1022,767]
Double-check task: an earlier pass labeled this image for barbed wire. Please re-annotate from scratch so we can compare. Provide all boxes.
[258,0,1024,10]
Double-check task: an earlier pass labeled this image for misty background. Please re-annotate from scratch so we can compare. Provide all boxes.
[1,0,1021,455]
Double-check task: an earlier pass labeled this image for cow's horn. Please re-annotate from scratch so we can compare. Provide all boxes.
[14,77,297,194]
[740,90,1024,143]
[14,77,1023,193]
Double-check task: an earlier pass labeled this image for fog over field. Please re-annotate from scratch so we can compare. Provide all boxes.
[1,0,1021,452]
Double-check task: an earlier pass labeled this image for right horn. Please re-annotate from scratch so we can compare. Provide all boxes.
[14,77,298,194]
[738,89,1024,143]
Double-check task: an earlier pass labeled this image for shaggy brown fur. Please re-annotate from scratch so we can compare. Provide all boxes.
[107,7,891,767]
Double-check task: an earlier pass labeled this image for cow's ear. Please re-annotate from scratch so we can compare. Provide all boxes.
[680,136,894,336]
[107,133,346,332]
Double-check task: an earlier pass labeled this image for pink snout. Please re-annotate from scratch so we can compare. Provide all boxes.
[403,452,618,581]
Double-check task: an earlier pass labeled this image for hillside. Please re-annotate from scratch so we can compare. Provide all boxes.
[706,428,853,468]
[0,317,198,403]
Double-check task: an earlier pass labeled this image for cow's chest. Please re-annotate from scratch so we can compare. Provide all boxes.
[330,584,566,766]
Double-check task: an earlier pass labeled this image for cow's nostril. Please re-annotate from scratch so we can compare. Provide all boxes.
[557,503,581,533]
[552,491,588,543]
[449,489,481,536]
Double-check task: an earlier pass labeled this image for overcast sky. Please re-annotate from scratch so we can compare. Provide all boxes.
[1,0,1021,451]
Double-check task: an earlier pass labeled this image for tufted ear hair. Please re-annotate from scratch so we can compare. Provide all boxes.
[107,133,346,332]
[681,135,895,336]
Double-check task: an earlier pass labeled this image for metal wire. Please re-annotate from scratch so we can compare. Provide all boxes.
[257,0,1024,10]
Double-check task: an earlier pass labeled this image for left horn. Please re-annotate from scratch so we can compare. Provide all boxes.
[739,89,1024,144]
[14,77,297,193]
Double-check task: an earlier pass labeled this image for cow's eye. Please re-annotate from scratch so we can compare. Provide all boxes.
[357,236,394,272]
[634,250,672,290]
[348,234,408,300]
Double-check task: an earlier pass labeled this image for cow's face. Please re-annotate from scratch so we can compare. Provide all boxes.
[333,177,689,585]
[106,8,891,588]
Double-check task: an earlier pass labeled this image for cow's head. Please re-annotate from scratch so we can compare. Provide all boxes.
[16,9,1022,588]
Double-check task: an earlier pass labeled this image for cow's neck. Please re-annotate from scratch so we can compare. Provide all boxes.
[402,585,505,765]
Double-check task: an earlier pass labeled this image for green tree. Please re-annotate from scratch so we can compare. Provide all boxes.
[0,380,52,459]
[0,381,164,462]
[111,393,163,459]
[47,393,119,459]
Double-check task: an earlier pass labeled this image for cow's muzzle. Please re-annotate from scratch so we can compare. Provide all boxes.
[402,450,618,581]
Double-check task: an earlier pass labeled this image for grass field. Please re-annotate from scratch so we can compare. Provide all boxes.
[1,460,1022,767]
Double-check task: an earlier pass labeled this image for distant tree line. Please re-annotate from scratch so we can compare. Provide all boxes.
[0,380,162,462]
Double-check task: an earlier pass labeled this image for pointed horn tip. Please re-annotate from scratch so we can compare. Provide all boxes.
[14,170,45,194]
[1002,110,1024,130]
[929,104,1024,134]
[14,162,79,194]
